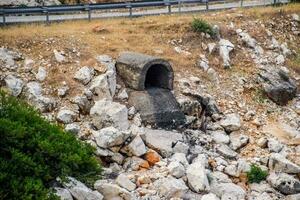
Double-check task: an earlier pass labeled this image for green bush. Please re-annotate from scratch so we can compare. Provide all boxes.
[0,91,101,200]
[191,18,214,36]
[246,164,268,183]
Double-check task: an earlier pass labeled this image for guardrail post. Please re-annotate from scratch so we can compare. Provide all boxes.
[1,9,5,26]
[43,7,49,25]
[178,0,182,13]
[126,3,132,18]
[240,0,243,7]
[206,0,209,10]
[165,0,171,14]
[85,5,91,21]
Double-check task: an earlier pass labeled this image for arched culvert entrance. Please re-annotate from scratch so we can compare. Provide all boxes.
[116,51,185,129]
[145,64,171,89]
[116,51,173,91]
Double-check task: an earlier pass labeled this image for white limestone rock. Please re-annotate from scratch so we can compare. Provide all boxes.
[219,39,234,68]
[74,66,95,85]
[168,161,185,178]
[220,113,241,132]
[116,174,136,192]
[36,67,47,82]
[89,74,112,100]
[121,135,147,157]
[92,127,130,149]
[268,153,300,174]
[63,177,103,200]
[153,176,188,199]
[56,109,78,124]
[186,158,210,193]
[90,99,129,131]
[141,128,182,157]
[4,75,24,96]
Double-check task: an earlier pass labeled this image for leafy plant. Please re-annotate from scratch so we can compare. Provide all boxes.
[191,18,215,36]
[0,91,101,200]
[246,164,268,183]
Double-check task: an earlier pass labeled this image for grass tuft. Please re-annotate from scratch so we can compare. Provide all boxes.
[246,164,268,183]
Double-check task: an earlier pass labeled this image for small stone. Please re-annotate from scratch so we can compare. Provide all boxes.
[216,144,238,159]
[92,127,130,149]
[168,161,185,178]
[74,66,95,85]
[4,75,24,97]
[116,174,136,191]
[94,181,132,200]
[211,130,230,144]
[56,109,77,124]
[121,135,147,157]
[154,176,188,199]
[36,67,47,81]
[220,113,241,132]
[57,86,69,97]
[257,137,268,148]
[229,132,249,150]
[186,158,210,193]
[269,153,300,174]
[117,89,128,100]
[201,193,220,200]
[54,187,73,200]
[53,50,65,63]
[141,128,182,157]
[65,123,80,134]
[144,149,161,165]
[63,177,103,200]
[267,172,300,195]
[267,138,283,153]
[89,74,112,100]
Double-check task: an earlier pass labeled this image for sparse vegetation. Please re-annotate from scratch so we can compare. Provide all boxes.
[0,91,101,200]
[191,18,215,36]
[246,164,268,183]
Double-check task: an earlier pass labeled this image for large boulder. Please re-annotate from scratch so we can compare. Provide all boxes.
[141,128,183,157]
[259,66,297,105]
[90,99,129,131]
[267,172,300,195]
[268,153,300,174]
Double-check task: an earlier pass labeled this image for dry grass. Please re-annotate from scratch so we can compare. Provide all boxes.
[0,3,299,94]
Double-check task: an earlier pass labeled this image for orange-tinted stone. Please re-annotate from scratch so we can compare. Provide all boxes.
[144,149,160,165]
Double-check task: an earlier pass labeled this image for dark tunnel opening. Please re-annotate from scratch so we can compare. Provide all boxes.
[144,64,171,89]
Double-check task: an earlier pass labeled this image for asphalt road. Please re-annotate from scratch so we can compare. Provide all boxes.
[0,0,289,24]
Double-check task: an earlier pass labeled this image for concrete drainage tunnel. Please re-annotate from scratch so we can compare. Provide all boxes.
[116,51,186,128]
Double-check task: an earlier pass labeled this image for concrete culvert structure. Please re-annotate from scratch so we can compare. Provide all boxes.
[116,51,186,129]
[116,51,173,90]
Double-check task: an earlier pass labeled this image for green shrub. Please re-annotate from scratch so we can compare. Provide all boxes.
[0,91,101,200]
[191,18,214,36]
[246,164,268,183]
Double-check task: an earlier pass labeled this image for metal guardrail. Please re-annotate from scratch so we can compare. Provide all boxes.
[0,0,284,25]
